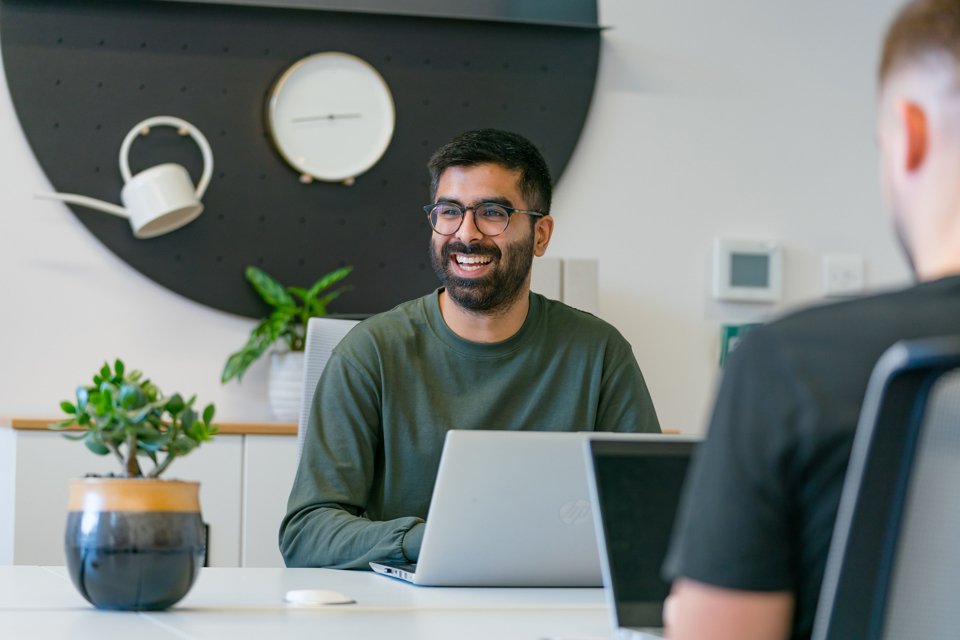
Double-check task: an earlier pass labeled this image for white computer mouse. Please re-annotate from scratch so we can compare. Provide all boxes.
[284,589,356,606]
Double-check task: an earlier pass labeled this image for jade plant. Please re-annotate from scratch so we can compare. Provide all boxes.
[53,359,217,478]
[221,264,353,383]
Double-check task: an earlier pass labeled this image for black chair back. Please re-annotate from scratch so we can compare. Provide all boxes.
[813,336,960,639]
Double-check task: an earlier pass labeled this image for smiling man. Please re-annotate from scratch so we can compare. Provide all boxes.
[280,129,660,569]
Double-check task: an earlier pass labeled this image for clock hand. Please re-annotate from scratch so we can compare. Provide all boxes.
[291,113,363,123]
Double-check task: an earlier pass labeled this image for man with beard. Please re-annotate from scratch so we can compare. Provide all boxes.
[280,129,660,569]
[663,1,960,638]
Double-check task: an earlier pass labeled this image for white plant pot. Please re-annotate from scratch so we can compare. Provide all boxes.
[268,351,305,422]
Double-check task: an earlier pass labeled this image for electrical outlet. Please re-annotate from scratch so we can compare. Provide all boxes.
[823,254,865,297]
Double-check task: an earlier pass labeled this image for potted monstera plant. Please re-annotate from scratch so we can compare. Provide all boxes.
[221,264,352,421]
[53,359,217,611]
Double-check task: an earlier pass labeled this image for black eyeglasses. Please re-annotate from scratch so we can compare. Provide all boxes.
[423,201,547,237]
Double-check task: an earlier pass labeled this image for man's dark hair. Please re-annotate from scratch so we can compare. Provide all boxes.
[427,129,553,214]
[881,0,960,83]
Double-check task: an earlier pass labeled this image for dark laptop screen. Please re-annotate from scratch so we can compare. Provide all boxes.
[589,439,697,629]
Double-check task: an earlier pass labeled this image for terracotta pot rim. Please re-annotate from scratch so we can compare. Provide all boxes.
[68,477,201,512]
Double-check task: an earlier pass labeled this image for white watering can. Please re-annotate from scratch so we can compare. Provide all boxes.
[37,115,214,239]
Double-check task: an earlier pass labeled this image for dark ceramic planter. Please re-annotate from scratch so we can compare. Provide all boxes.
[65,478,205,611]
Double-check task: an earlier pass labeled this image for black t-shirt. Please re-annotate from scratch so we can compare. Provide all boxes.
[663,275,960,639]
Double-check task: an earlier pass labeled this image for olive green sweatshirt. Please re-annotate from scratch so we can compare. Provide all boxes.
[279,289,660,569]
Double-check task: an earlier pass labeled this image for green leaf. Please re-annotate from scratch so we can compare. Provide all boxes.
[93,412,113,430]
[60,401,76,415]
[114,358,125,378]
[99,380,119,395]
[84,436,110,456]
[245,266,294,308]
[221,351,249,383]
[138,438,162,452]
[287,286,309,303]
[202,404,215,424]
[133,423,161,439]
[172,436,198,456]
[119,384,143,410]
[266,307,295,336]
[127,404,154,423]
[306,266,353,303]
[50,418,77,431]
[141,380,158,402]
[221,313,288,383]
[76,387,89,411]
[310,285,352,316]
[221,341,269,383]
[95,392,111,416]
[165,393,185,415]
[99,363,111,381]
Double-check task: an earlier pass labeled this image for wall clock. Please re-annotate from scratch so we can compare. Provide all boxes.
[1,0,601,318]
[266,51,396,185]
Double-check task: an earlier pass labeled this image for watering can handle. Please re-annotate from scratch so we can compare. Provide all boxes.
[118,116,214,199]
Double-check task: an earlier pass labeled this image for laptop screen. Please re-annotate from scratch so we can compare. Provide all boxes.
[589,438,697,629]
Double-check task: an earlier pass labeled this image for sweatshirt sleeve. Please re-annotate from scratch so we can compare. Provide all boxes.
[279,350,423,569]
[597,330,661,434]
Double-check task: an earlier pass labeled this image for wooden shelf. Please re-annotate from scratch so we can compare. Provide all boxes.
[4,418,676,437]
[1,417,296,436]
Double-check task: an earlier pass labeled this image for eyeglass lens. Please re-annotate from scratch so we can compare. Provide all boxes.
[428,203,511,236]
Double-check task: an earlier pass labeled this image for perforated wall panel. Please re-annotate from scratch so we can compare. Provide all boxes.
[1,0,599,317]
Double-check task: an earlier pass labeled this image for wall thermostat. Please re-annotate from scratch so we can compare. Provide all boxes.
[713,238,782,302]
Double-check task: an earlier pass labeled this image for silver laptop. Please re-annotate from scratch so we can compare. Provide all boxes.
[584,435,700,639]
[370,430,635,587]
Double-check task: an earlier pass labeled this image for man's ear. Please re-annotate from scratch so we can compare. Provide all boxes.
[900,100,929,172]
[533,215,554,257]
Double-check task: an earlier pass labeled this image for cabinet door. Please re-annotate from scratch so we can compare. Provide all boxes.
[242,435,297,567]
[13,431,243,567]
[0,427,15,564]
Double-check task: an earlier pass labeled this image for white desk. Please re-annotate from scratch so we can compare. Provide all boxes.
[1,566,614,639]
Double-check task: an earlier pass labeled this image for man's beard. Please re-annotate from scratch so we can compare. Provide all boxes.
[430,233,534,315]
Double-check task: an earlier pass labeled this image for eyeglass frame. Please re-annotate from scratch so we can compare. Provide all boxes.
[423,200,548,237]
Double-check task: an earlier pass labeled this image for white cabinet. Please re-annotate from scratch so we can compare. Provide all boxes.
[1,426,297,568]
[0,427,15,565]
[242,435,298,567]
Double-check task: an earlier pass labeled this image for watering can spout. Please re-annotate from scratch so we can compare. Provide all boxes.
[35,192,129,218]
[32,115,213,239]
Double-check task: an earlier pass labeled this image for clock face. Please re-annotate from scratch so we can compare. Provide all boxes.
[267,52,396,183]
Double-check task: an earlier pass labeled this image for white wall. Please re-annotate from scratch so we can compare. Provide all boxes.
[550,0,911,431]
[0,0,910,433]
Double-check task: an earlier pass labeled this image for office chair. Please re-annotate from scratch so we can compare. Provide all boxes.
[812,335,960,640]
[296,317,359,461]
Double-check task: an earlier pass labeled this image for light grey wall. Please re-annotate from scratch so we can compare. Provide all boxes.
[549,0,911,431]
[0,0,910,432]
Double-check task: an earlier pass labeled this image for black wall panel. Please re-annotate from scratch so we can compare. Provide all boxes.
[1,0,599,318]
